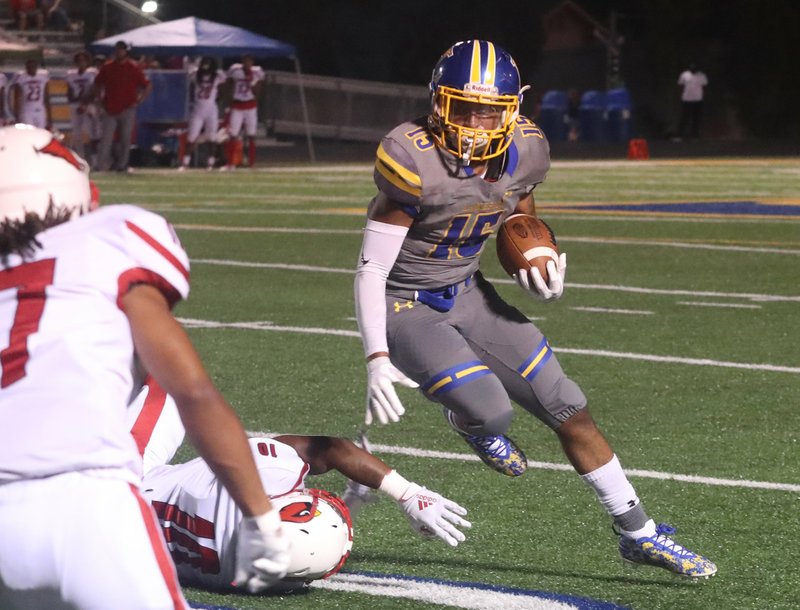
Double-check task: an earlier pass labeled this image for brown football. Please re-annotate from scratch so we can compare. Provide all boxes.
[495,214,559,282]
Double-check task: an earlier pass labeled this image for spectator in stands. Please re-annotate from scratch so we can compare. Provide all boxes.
[10,58,51,130]
[91,41,152,173]
[40,0,71,31]
[10,0,43,31]
[66,50,100,165]
[222,54,264,170]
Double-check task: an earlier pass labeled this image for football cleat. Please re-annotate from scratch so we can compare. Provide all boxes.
[445,409,527,476]
[618,522,717,579]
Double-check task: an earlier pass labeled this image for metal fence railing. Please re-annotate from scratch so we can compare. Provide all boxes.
[263,70,429,143]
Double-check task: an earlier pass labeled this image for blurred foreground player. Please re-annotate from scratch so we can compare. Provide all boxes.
[0,125,290,609]
[128,378,470,592]
[354,40,717,578]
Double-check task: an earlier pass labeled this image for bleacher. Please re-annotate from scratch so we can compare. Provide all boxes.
[0,0,88,137]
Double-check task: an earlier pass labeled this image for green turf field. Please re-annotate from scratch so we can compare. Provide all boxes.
[96,157,800,610]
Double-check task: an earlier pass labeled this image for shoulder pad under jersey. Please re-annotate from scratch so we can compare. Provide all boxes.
[101,205,190,307]
[373,135,422,210]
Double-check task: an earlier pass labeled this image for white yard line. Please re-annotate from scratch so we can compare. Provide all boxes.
[677,301,763,309]
[178,317,800,375]
[190,258,800,303]
[174,223,800,255]
[253,432,800,495]
[569,307,654,315]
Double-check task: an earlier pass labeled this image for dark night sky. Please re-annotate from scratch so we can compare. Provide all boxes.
[149,0,800,137]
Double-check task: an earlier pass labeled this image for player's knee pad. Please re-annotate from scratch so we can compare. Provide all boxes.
[541,376,587,426]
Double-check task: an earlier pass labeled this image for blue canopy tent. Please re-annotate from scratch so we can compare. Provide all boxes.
[90,17,314,161]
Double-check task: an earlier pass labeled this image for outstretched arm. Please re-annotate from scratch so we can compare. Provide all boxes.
[277,434,470,547]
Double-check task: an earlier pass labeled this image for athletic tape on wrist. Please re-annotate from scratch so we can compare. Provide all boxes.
[378,470,414,502]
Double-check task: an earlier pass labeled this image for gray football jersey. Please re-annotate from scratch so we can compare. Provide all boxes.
[370,116,550,291]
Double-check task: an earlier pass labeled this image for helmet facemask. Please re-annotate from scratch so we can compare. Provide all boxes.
[430,85,519,162]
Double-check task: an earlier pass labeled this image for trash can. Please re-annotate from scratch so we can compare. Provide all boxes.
[606,87,632,142]
[537,90,568,142]
[578,90,607,142]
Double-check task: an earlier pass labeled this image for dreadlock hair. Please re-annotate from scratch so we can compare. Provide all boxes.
[0,200,74,266]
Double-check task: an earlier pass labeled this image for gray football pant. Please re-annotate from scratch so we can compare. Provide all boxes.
[96,106,136,171]
[386,273,586,436]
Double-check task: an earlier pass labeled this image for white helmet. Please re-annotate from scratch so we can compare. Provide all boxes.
[272,488,353,582]
[0,125,92,223]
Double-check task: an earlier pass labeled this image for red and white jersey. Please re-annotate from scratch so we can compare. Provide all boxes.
[0,205,190,484]
[189,68,226,109]
[11,68,49,113]
[227,63,264,108]
[142,437,309,589]
[65,66,97,103]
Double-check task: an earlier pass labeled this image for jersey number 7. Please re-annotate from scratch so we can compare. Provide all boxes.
[0,258,55,387]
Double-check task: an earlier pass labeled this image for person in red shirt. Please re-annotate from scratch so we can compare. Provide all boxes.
[91,41,152,172]
[11,0,43,31]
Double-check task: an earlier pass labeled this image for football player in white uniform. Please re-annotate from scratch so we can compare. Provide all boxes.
[180,56,226,171]
[10,58,51,130]
[66,50,100,164]
[223,54,264,170]
[127,377,471,592]
[0,125,292,609]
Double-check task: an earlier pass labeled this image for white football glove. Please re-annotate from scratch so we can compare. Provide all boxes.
[365,356,419,425]
[398,484,471,547]
[514,252,567,302]
[233,508,291,594]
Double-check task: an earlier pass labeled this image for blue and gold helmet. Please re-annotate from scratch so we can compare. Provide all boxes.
[428,40,523,162]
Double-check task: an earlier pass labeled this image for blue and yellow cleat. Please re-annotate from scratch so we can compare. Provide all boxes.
[444,408,527,476]
[442,407,528,477]
[618,522,717,579]
[460,433,528,476]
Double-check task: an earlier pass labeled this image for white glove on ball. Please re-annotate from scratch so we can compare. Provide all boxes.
[514,252,567,301]
[233,508,291,594]
[365,356,418,425]
[398,484,471,547]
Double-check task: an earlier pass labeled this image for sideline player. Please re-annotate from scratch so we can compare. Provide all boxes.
[10,58,51,129]
[0,125,291,609]
[353,40,717,579]
[179,56,226,171]
[128,377,470,591]
[222,54,264,170]
[66,50,100,165]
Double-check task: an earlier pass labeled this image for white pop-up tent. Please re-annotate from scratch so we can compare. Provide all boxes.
[90,16,315,161]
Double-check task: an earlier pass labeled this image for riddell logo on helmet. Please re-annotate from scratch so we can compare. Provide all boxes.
[464,83,498,95]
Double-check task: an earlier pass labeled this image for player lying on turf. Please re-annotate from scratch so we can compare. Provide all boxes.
[128,377,471,592]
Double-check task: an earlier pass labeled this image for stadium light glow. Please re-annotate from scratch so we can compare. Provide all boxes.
[141,1,158,13]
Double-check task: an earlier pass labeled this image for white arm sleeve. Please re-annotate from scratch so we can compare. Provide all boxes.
[354,219,409,357]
